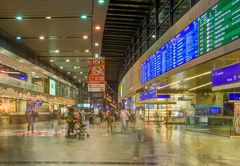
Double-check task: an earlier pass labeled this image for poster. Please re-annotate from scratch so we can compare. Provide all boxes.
[234,103,240,135]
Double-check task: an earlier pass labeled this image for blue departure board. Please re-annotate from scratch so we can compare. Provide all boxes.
[141,19,198,83]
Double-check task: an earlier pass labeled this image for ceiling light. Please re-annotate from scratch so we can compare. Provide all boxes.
[46,16,52,19]
[81,15,87,20]
[184,71,211,81]
[94,42,99,47]
[68,72,70,74]
[74,66,77,69]
[152,35,156,38]
[85,76,87,78]
[188,82,212,91]
[83,35,88,39]
[16,36,22,40]
[95,26,101,30]
[66,59,70,62]
[98,0,104,4]
[16,16,23,20]
[85,49,89,53]
[95,53,99,58]
[80,71,83,74]
[60,66,63,69]
[50,59,54,62]
[39,36,45,40]
[74,76,76,78]
[32,72,35,75]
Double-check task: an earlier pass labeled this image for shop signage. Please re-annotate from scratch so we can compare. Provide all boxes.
[157,94,170,99]
[209,107,221,114]
[49,79,56,96]
[234,103,240,135]
[212,63,240,87]
[88,84,105,92]
[140,89,156,101]
[78,103,90,108]
[229,93,240,101]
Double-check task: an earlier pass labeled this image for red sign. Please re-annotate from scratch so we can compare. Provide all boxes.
[88,58,105,84]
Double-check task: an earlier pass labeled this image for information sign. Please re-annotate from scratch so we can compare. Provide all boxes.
[140,89,157,101]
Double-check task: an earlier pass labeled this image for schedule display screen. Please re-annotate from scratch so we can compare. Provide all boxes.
[141,0,240,84]
[199,0,240,55]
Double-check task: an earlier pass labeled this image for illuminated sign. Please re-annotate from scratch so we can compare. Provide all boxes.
[210,107,221,114]
[140,89,157,101]
[78,103,90,108]
[49,79,56,96]
[212,63,240,87]
[229,93,240,101]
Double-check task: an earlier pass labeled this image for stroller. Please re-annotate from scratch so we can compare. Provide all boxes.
[73,119,90,139]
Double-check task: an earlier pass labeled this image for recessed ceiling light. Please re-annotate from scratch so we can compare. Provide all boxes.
[32,72,35,75]
[81,15,87,20]
[152,35,156,38]
[98,0,104,4]
[54,50,59,53]
[74,66,77,69]
[16,36,22,40]
[94,42,99,47]
[60,66,63,69]
[74,76,76,78]
[85,49,89,53]
[80,71,83,74]
[39,36,45,40]
[67,72,70,74]
[95,26,101,30]
[83,35,88,39]
[16,16,23,20]
[46,16,52,19]
[85,76,87,78]
[66,59,70,62]
[50,59,54,62]
[95,53,99,58]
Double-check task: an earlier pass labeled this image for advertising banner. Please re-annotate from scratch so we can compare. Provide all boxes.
[88,58,105,84]
[88,58,105,92]
[234,103,240,135]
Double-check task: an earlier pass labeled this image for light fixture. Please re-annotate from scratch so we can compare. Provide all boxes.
[50,59,54,62]
[74,76,76,78]
[188,82,212,91]
[152,35,156,38]
[55,50,59,53]
[39,36,45,40]
[80,71,83,74]
[95,53,99,58]
[60,66,63,69]
[74,66,77,69]
[81,15,87,20]
[85,49,89,53]
[46,16,52,19]
[95,26,101,30]
[67,72,71,74]
[98,0,104,4]
[184,71,211,81]
[94,42,99,47]
[66,59,70,62]
[85,76,87,78]
[32,72,35,75]
[16,36,22,40]
[16,16,23,20]
[83,35,88,39]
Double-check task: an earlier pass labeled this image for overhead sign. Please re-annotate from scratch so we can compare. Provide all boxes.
[229,93,240,101]
[88,84,105,92]
[78,103,90,108]
[209,107,221,114]
[140,89,157,101]
[212,63,240,87]
[88,58,105,84]
[157,94,171,99]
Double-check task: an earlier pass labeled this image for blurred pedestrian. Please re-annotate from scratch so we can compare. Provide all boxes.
[65,107,75,138]
[25,110,38,131]
[96,110,102,126]
[81,110,86,122]
[120,106,130,134]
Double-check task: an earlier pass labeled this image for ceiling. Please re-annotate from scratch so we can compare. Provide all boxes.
[101,0,153,91]
[0,0,108,84]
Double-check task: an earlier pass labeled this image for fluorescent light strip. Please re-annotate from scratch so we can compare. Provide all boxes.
[188,82,212,91]
[157,81,181,90]
[184,71,211,81]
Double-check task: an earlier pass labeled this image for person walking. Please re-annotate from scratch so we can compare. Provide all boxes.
[106,111,114,132]
[81,110,86,122]
[120,107,130,134]
[25,110,38,132]
[65,107,75,138]
[96,110,102,126]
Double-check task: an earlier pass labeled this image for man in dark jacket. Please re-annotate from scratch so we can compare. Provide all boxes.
[25,110,38,131]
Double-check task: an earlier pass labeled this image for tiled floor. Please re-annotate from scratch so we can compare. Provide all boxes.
[0,121,240,165]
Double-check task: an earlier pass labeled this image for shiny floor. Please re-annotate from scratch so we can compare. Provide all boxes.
[0,121,240,166]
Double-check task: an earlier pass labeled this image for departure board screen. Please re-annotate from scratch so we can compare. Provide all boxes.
[141,0,240,84]
[141,19,198,83]
[199,0,240,55]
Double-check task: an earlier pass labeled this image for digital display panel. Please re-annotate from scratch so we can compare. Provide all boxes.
[140,89,157,101]
[209,107,221,114]
[229,93,240,100]
[199,0,240,55]
[141,19,198,83]
[212,63,240,87]
[157,94,171,99]
[141,0,240,84]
